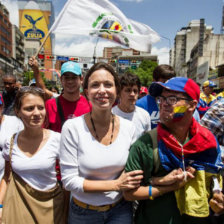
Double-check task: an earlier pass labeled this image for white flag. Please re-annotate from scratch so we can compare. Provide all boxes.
[50,0,160,52]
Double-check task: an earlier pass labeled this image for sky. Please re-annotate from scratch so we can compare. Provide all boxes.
[2,0,224,64]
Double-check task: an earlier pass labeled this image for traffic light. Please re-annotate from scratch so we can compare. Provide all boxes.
[37,53,44,59]
[45,55,55,60]
[111,59,117,63]
[69,57,79,62]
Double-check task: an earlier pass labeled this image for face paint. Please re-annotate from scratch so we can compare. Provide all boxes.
[173,105,188,120]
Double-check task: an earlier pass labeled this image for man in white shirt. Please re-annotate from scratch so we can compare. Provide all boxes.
[112,73,151,139]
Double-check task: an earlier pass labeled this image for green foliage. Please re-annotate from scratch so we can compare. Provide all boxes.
[127,60,158,87]
[22,71,47,86]
[22,71,34,86]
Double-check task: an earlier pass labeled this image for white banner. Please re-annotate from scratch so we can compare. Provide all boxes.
[50,0,160,52]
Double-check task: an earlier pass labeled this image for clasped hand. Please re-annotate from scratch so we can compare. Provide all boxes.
[116,170,143,191]
[152,166,195,190]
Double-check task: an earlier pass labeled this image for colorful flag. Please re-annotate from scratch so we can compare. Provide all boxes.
[49,0,160,52]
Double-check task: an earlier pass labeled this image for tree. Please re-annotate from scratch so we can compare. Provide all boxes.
[127,60,158,87]
[22,71,48,86]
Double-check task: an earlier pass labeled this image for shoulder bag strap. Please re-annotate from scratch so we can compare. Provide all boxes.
[147,128,160,173]
[55,96,65,127]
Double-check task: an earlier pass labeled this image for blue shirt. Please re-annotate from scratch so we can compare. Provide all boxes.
[136,95,159,129]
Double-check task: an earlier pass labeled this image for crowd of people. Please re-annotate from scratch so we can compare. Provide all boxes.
[0,57,223,224]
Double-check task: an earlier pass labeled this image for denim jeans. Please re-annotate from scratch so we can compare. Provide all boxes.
[68,199,133,224]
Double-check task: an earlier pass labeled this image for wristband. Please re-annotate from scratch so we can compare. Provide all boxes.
[0,204,3,208]
[149,185,154,200]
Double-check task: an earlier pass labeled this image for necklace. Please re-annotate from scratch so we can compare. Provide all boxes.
[90,112,115,144]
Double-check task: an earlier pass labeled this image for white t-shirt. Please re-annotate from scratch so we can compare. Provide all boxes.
[0,115,24,180]
[52,92,60,98]
[60,115,135,206]
[112,105,151,139]
[3,130,61,191]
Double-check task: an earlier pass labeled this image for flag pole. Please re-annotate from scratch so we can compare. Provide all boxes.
[34,31,51,58]
[34,0,73,58]
[93,37,100,64]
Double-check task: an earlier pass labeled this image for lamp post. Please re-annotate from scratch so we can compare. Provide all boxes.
[160,35,172,65]
[160,35,171,50]
[93,37,100,64]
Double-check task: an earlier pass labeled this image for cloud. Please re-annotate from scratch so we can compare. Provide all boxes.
[54,34,120,58]
[54,34,169,66]
[119,0,144,2]
[151,47,170,65]
[2,0,19,26]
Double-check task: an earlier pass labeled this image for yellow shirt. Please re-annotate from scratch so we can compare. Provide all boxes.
[200,92,216,105]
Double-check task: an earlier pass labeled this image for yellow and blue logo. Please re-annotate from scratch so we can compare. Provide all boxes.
[24,14,45,39]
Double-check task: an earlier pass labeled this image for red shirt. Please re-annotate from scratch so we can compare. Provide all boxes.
[45,95,91,133]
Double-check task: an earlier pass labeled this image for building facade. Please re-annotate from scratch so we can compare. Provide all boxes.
[12,25,25,82]
[18,0,54,79]
[0,2,13,82]
[171,19,213,77]
[103,46,157,74]
[188,34,224,87]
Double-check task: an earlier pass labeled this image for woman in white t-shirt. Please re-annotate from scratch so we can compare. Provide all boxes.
[112,73,151,139]
[60,62,143,224]
[0,94,24,181]
[0,87,66,224]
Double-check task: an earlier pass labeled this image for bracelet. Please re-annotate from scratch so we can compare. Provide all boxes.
[149,185,154,200]
[0,204,3,208]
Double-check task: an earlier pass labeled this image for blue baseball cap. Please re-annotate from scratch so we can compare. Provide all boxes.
[29,79,36,86]
[202,80,217,88]
[149,77,200,102]
[61,61,82,76]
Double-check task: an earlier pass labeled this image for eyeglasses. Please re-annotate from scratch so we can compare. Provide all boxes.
[156,95,191,105]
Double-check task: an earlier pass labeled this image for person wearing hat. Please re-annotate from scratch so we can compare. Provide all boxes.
[29,57,91,133]
[216,90,224,100]
[139,86,148,99]
[198,80,217,118]
[28,78,36,87]
[124,77,223,224]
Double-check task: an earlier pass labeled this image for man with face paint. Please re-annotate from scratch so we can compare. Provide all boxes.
[124,77,223,224]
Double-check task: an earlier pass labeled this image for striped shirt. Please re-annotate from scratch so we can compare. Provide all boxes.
[200,98,224,146]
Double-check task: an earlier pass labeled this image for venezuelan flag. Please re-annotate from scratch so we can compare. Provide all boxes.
[157,121,224,217]
[173,105,187,119]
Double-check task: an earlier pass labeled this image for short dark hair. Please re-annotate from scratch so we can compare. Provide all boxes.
[153,64,176,81]
[83,62,120,95]
[2,74,16,83]
[119,73,141,92]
